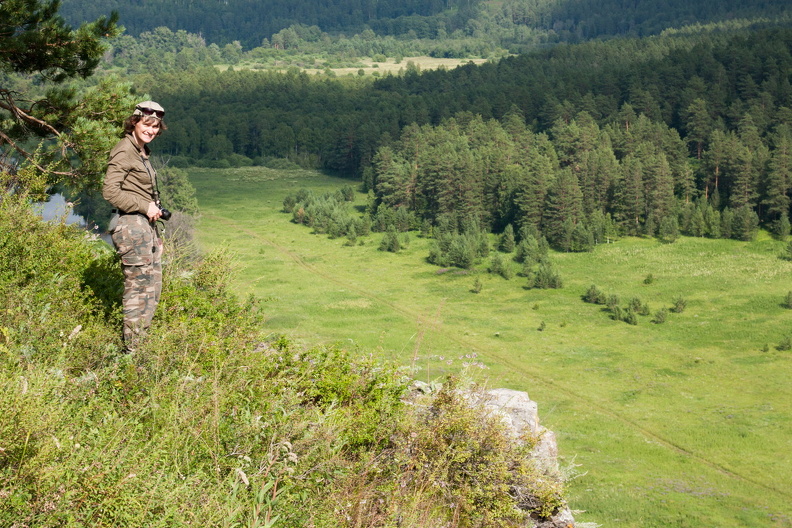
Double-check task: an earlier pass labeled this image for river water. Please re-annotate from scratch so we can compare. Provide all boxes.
[33,193,113,245]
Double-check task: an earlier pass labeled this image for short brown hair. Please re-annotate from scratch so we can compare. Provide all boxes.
[123,114,167,136]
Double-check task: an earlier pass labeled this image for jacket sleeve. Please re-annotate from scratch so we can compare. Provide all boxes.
[102,142,149,214]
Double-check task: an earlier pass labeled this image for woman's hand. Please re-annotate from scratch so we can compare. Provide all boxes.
[146,201,162,222]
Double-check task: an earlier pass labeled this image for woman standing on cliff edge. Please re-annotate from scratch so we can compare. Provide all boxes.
[102,101,168,353]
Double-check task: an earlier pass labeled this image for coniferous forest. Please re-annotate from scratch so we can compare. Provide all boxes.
[126,24,792,251]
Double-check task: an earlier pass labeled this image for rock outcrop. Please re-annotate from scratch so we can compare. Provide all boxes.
[480,388,576,528]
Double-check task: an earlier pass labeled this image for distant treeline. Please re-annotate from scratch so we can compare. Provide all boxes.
[61,0,480,49]
[61,0,791,50]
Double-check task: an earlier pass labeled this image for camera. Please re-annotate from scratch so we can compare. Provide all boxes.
[158,205,172,221]
[153,192,171,221]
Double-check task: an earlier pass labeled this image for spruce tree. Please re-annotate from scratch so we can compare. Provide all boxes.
[499,223,516,253]
[542,168,584,249]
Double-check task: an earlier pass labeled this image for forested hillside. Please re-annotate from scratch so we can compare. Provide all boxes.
[60,0,792,50]
[134,24,792,249]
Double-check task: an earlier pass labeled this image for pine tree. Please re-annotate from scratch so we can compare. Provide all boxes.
[763,125,792,223]
[684,98,713,160]
[1,1,121,193]
[702,129,730,201]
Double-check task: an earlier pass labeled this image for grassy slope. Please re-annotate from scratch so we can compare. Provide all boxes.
[188,165,792,528]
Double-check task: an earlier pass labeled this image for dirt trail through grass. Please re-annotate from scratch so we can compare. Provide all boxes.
[206,213,791,504]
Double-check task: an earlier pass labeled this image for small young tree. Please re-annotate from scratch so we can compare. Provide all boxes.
[499,224,515,253]
[531,261,562,289]
[781,241,792,261]
[671,296,687,313]
[658,215,679,243]
[379,226,401,253]
[623,308,638,325]
[652,308,668,324]
[783,291,792,309]
[606,294,620,312]
[583,284,606,304]
[773,213,791,241]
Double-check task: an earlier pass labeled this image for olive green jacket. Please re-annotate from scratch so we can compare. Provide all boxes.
[102,134,157,215]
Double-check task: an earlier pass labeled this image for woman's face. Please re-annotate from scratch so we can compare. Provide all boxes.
[132,117,161,147]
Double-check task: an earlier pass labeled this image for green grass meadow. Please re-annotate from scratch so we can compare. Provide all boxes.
[186,166,792,527]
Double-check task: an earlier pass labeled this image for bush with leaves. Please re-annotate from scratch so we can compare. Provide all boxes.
[628,296,650,316]
[583,284,607,304]
[531,260,563,289]
[489,252,514,279]
[652,308,668,324]
[671,296,687,313]
[781,241,792,261]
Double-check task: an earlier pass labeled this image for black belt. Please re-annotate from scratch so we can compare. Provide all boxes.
[112,208,145,217]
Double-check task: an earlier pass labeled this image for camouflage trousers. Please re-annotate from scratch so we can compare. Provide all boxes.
[110,213,163,351]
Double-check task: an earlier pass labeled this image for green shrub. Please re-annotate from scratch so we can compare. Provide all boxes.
[583,284,606,304]
[671,296,687,313]
[531,261,563,289]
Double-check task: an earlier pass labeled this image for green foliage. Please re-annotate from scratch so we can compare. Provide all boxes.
[658,215,680,243]
[781,240,792,261]
[1,1,129,195]
[158,166,200,215]
[652,308,668,324]
[499,223,515,252]
[371,377,564,524]
[428,222,490,269]
[530,260,563,289]
[772,213,791,241]
[583,284,607,304]
[489,252,515,279]
[287,187,369,241]
[606,294,621,312]
[671,296,688,313]
[783,291,792,309]
[623,307,639,325]
[379,226,402,253]
[0,0,118,80]
[0,193,120,366]
[185,164,792,526]
[643,273,655,285]
[0,197,571,527]
[628,297,651,316]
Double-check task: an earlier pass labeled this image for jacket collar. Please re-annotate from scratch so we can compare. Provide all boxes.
[126,133,151,157]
